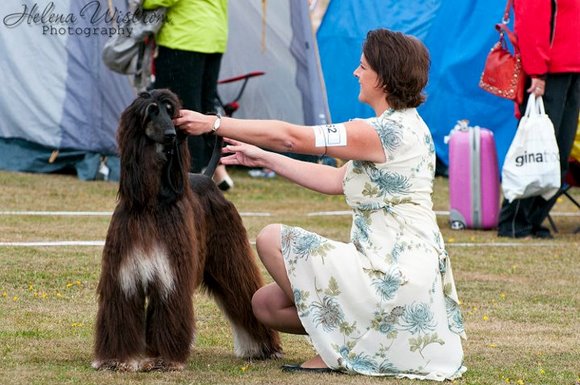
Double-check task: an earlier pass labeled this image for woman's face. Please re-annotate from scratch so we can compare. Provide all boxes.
[353,54,384,105]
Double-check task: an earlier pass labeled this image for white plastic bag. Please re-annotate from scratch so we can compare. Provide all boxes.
[501,95,561,202]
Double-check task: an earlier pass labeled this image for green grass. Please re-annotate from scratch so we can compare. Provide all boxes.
[0,169,578,385]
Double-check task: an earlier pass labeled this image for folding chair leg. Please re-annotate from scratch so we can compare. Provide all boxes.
[562,190,580,209]
[546,214,558,233]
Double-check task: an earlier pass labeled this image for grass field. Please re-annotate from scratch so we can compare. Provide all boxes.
[0,168,578,385]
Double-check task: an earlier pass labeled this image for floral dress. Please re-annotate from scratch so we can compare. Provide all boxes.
[280,108,467,380]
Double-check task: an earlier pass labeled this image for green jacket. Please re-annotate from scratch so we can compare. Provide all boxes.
[142,0,228,53]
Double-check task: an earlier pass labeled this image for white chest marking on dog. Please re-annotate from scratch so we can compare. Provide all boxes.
[119,245,175,299]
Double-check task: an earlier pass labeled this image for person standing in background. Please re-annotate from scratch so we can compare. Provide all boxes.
[143,0,234,191]
[497,0,580,239]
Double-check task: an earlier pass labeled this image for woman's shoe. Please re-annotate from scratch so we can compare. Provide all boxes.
[281,364,338,374]
[215,175,234,191]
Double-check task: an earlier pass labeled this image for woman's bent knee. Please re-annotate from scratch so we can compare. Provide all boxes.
[251,286,272,325]
[256,224,281,256]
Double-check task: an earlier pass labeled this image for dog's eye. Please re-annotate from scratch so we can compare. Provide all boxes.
[145,103,160,118]
[165,103,174,116]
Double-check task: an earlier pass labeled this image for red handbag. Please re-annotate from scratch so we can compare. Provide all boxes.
[479,0,526,105]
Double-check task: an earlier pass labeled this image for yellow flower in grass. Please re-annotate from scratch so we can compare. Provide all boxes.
[67,281,83,289]
[482,314,489,321]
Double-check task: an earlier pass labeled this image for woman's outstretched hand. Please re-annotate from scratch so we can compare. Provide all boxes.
[221,138,267,168]
[173,109,211,136]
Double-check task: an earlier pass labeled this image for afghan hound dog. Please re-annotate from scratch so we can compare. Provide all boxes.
[92,89,282,372]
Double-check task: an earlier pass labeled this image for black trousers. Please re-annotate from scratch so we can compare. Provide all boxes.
[154,46,223,173]
[498,73,580,237]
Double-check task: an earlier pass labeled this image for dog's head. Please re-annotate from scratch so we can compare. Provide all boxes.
[117,89,190,206]
[117,89,183,155]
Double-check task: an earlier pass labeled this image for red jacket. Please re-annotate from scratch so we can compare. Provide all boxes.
[514,0,580,76]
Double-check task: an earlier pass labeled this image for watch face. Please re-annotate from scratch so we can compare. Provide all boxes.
[212,115,221,132]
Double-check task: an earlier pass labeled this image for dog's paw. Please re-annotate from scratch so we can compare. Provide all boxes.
[92,359,140,372]
[140,357,185,372]
[232,326,284,360]
[250,347,284,361]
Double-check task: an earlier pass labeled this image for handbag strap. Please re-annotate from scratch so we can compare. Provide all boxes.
[502,0,514,23]
[498,0,517,48]
[495,23,519,51]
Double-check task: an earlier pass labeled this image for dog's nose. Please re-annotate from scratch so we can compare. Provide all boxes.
[164,129,176,144]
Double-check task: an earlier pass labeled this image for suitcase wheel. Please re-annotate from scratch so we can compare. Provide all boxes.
[450,220,466,230]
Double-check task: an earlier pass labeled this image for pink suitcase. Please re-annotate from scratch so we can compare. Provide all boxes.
[448,121,500,229]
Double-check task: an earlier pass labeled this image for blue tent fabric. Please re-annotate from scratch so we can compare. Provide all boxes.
[317,0,518,171]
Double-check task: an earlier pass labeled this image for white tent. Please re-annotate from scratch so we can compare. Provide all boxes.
[0,0,329,180]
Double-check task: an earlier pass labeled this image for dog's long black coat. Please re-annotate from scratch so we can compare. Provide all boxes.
[92,89,281,372]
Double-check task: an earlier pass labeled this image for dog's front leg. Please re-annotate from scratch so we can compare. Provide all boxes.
[142,282,195,371]
[93,281,147,371]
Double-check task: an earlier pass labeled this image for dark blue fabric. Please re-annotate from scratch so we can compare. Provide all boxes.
[0,138,120,181]
[317,0,518,170]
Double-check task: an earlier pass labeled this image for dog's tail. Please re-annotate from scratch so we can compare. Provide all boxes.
[202,134,223,178]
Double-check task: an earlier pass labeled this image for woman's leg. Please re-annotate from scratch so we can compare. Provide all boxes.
[252,283,305,334]
[253,224,328,369]
[252,224,304,333]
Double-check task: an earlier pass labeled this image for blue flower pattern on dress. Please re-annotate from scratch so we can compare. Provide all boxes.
[311,295,345,332]
[372,267,403,301]
[400,302,437,334]
[367,167,411,196]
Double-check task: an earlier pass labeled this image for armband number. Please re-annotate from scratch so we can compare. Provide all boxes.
[313,124,347,147]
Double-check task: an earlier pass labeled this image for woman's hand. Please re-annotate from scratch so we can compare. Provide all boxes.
[221,138,268,168]
[173,109,214,136]
[528,77,546,97]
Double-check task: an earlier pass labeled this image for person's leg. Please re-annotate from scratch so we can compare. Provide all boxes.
[154,47,208,172]
[530,74,580,230]
[253,224,327,369]
[543,73,580,180]
[154,47,202,111]
[497,197,534,238]
[252,224,305,333]
[252,283,305,334]
[196,53,225,174]
[200,53,223,114]
[254,224,295,304]
[213,164,234,191]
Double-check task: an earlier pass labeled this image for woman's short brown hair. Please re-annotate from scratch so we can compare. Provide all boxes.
[363,29,430,109]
